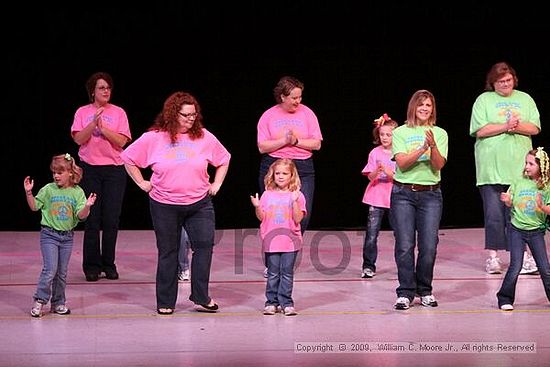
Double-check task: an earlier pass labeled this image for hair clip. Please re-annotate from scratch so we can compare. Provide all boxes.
[535,147,550,188]
[64,153,72,161]
[373,113,391,128]
[536,147,545,159]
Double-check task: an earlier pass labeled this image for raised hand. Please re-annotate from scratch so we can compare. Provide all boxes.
[250,193,260,207]
[86,193,98,206]
[23,176,34,192]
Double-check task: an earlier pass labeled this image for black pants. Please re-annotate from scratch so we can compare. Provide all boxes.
[80,162,127,275]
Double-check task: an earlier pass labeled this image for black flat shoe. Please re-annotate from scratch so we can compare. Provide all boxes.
[104,270,119,280]
[157,308,174,315]
[195,302,219,313]
[85,273,99,282]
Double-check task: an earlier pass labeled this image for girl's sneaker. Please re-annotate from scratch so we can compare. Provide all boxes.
[31,301,44,317]
[283,306,297,316]
[361,268,375,278]
[263,305,277,315]
[520,254,538,275]
[500,304,514,311]
[394,297,410,310]
[51,305,71,315]
[178,269,190,282]
[485,257,503,274]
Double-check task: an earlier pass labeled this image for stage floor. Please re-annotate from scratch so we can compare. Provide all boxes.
[1,228,549,367]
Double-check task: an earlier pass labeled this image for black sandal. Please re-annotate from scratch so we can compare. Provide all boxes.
[157,308,174,315]
[195,302,219,313]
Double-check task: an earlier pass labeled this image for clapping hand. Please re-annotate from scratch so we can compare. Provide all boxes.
[500,191,512,206]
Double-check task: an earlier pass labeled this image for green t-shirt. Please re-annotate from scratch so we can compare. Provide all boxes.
[469,90,541,186]
[392,125,448,185]
[34,183,87,231]
[509,176,550,230]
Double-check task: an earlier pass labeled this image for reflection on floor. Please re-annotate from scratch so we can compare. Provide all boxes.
[1,228,549,367]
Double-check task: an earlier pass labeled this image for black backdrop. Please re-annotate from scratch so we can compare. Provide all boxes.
[5,4,550,231]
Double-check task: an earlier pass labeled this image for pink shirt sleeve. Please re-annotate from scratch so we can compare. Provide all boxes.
[257,104,323,160]
[259,190,306,252]
[121,129,230,205]
[71,104,132,165]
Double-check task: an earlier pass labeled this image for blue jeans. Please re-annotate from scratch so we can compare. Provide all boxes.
[497,226,550,306]
[149,196,215,309]
[265,251,298,308]
[178,227,190,273]
[390,185,442,300]
[362,205,391,272]
[80,162,127,275]
[33,227,74,306]
[259,155,314,234]
[479,184,511,251]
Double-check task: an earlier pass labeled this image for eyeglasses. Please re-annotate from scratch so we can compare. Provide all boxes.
[178,112,198,119]
[496,77,514,86]
[96,86,112,91]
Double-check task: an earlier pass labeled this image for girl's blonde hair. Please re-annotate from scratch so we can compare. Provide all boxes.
[264,158,301,191]
[50,153,83,185]
[527,147,550,189]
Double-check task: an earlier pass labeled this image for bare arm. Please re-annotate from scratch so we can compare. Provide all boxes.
[23,176,37,211]
[366,163,394,182]
[124,164,152,193]
[293,138,322,151]
[258,129,322,154]
[98,124,130,148]
[77,193,97,220]
[501,191,512,207]
[209,164,229,196]
[394,146,429,171]
[250,193,264,221]
[292,190,305,224]
[258,136,289,154]
[427,145,446,171]
[72,122,97,145]
[395,130,446,171]
[536,193,550,215]
[476,118,539,138]
[72,108,129,148]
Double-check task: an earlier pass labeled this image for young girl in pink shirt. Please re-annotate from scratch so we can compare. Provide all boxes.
[250,158,306,316]
[361,114,398,279]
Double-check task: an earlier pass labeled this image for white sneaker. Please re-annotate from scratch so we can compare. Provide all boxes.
[520,254,538,274]
[500,304,514,311]
[394,297,410,310]
[485,257,503,274]
[263,305,277,315]
[421,295,438,307]
[361,268,375,278]
[31,300,43,317]
[283,306,297,316]
[178,269,190,282]
[51,304,71,315]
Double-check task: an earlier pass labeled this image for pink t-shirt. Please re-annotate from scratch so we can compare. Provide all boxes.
[259,190,307,253]
[71,103,132,165]
[120,129,231,205]
[361,145,395,208]
[257,104,323,160]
